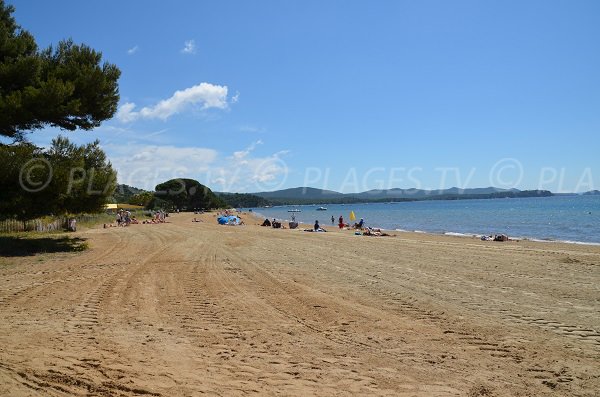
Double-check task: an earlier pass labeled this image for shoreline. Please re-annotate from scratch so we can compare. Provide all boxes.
[250,209,600,247]
[402,229,600,247]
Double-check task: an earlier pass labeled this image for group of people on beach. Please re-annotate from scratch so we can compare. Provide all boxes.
[144,210,167,224]
[258,213,390,237]
[335,215,364,230]
[261,218,284,228]
[481,234,509,242]
[105,209,168,228]
[116,209,136,226]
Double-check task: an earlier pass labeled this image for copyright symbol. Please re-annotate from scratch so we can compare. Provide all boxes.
[252,157,289,192]
[489,158,523,189]
[19,157,53,193]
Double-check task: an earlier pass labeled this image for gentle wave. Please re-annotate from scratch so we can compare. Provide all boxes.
[444,232,477,238]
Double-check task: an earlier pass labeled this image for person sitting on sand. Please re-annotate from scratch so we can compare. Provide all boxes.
[289,214,298,229]
[124,211,131,226]
[261,218,271,227]
[494,234,509,242]
[314,220,320,231]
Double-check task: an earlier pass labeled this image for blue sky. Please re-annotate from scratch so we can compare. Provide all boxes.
[11,0,600,193]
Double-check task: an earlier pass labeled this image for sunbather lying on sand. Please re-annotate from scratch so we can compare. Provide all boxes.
[363,227,393,237]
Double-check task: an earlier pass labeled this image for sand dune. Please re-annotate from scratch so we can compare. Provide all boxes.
[1,212,599,396]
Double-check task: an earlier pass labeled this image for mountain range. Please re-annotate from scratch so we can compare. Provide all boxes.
[110,182,600,208]
[248,187,552,205]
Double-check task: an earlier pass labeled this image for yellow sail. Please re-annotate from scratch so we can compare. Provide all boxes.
[349,211,356,221]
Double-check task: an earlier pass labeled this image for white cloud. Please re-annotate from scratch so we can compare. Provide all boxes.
[106,141,289,193]
[212,141,289,192]
[127,45,139,55]
[116,103,138,123]
[181,39,196,54]
[232,140,263,160]
[116,82,231,123]
[109,144,218,191]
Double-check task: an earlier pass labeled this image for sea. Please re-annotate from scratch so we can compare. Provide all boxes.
[249,195,600,245]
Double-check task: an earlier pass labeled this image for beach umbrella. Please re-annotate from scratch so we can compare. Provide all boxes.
[349,211,356,221]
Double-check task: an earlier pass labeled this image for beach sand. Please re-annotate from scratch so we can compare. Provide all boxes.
[1,211,599,396]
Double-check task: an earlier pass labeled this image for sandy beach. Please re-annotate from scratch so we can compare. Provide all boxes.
[1,211,599,396]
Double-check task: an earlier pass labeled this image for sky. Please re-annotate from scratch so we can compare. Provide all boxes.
[9,0,600,193]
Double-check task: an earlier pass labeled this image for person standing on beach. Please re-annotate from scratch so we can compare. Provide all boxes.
[338,215,344,229]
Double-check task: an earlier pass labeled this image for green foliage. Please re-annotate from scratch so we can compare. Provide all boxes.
[150,178,226,210]
[0,0,120,141]
[218,193,272,208]
[0,136,117,220]
[109,183,147,203]
[128,191,154,207]
[146,196,170,211]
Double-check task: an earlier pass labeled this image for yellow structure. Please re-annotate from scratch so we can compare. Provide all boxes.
[104,203,145,211]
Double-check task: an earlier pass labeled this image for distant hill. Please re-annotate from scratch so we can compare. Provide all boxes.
[109,184,148,203]
[217,193,271,208]
[254,187,344,200]
[583,190,600,195]
[354,186,518,200]
[251,186,552,205]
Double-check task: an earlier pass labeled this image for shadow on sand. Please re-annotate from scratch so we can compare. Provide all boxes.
[0,235,88,257]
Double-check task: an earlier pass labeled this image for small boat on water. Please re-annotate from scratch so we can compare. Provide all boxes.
[316,207,327,211]
[288,209,302,213]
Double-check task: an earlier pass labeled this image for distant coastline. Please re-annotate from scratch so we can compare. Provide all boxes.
[110,182,596,209]
[236,187,554,206]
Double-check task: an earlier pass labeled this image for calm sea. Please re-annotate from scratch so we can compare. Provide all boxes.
[250,195,600,244]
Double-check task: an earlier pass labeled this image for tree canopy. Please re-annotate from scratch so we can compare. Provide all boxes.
[0,0,120,141]
[128,191,154,207]
[0,136,117,220]
[150,179,226,210]
[217,192,272,208]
